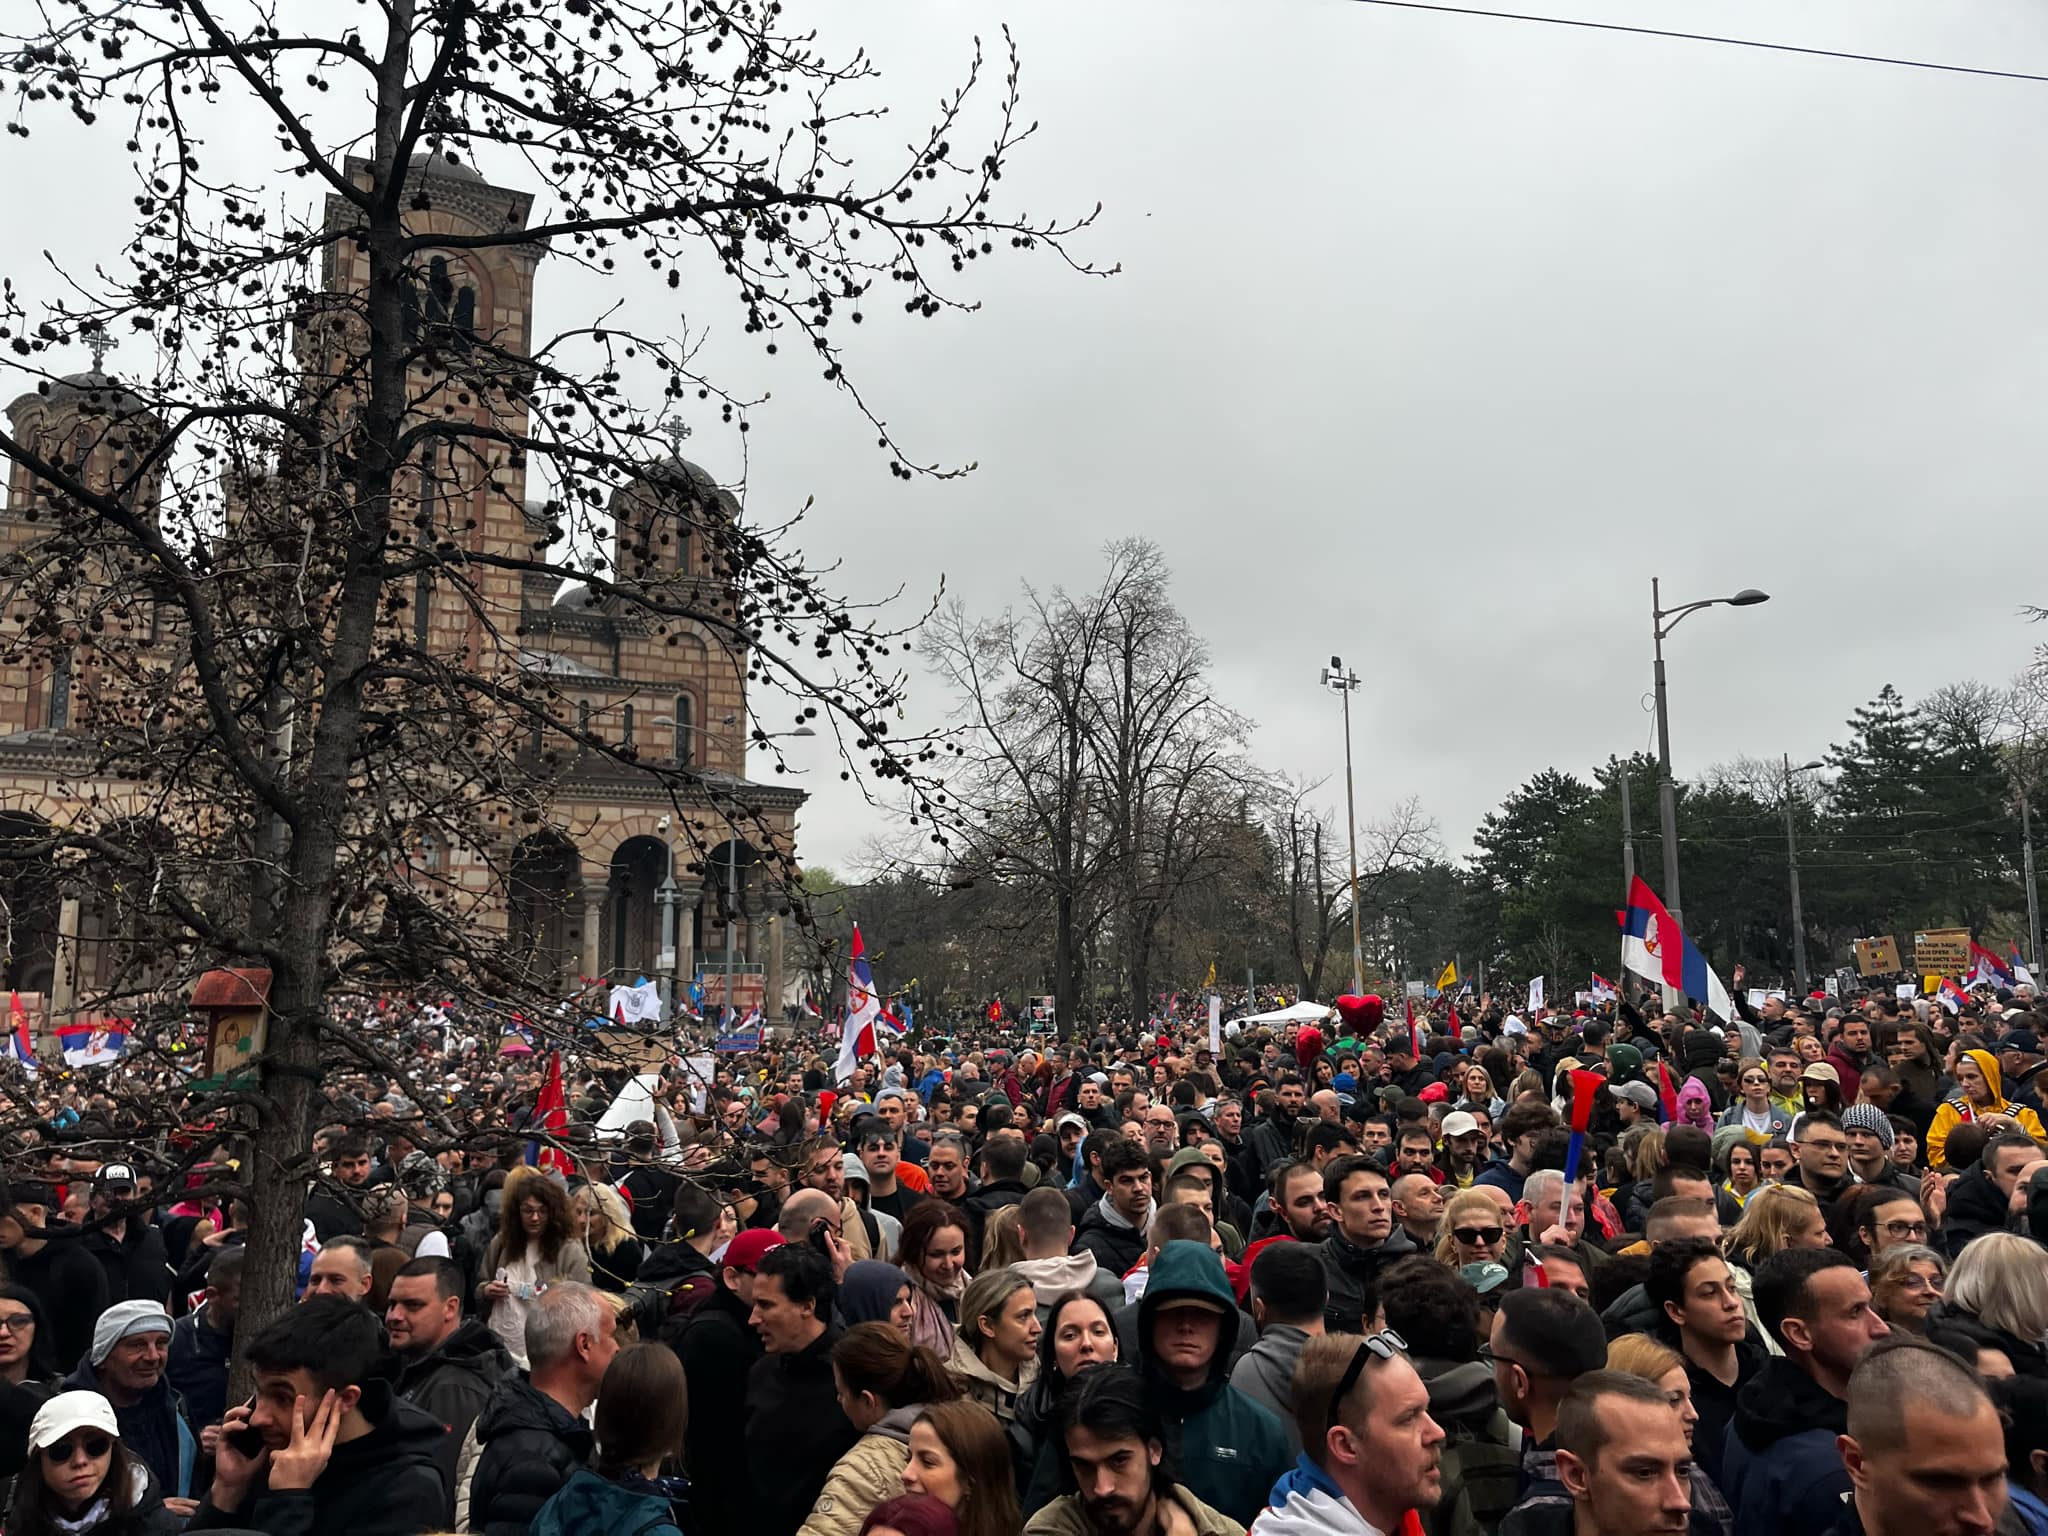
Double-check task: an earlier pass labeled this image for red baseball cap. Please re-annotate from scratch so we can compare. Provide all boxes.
[722,1229,786,1273]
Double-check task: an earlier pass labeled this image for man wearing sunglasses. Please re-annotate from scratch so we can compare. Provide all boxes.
[1260,1330,1445,1536]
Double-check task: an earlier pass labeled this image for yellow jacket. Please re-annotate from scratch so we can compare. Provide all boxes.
[1926,1049,2046,1167]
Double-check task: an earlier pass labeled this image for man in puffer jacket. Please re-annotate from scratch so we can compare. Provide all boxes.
[1135,1240,1290,1527]
[465,1285,614,1536]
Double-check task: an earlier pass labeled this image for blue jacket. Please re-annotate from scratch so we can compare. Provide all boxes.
[533,1467,685,1536]
[1720,1357,1849,1536]
[2011,1485,2048,1536]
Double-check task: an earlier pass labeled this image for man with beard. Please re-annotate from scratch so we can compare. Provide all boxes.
[1258,1332,1447,1536]
[1253,1161,1333,1245]
[1315,1156,1414,1334]
[1246,1078,1307,1178]
[1027,1364,1243,1536]
[1210,1096,1259,1209]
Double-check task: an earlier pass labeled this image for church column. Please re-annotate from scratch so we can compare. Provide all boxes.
[764,907,785,1026]
[671,883,699,1015]
[578,883,606,980]
[48,896,79,1025]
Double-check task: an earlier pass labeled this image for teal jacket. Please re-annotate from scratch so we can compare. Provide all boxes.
[1137,1240,1292,1529]
[532,1468,684,1536]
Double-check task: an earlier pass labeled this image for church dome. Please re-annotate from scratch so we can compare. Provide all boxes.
[407,151,486,183]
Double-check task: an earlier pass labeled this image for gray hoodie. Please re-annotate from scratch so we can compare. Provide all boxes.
[1229,1323,1314,1455]
[1010,1252,1125,1321]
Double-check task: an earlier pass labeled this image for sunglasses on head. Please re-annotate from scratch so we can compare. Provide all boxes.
[1454,1225,1505,1246]
[42,1435,110,1463]
[1326,1329,1408,1426]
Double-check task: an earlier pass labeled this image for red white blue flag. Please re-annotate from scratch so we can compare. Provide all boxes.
[1617,877,1734,1022]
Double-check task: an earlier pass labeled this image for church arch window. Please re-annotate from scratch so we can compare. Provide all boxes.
[673,693,694,765]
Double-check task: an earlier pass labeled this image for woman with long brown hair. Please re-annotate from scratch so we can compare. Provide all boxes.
[895,1202,971,1358]
[477,1167,591,1366]
[532,1343,690,1536]
[899,1400,1019,1536]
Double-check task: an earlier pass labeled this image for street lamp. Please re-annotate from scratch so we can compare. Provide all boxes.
[1651,580,1769,932]
[650,715,815,1027]
[1779,757,1824,995]
[1320,657,1365,997]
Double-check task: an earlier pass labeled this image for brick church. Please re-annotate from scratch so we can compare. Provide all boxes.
[0,153,802,1024]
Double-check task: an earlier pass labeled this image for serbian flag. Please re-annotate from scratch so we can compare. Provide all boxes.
[3,994,35,1075]
[56,1021,127,1066]
[1968,943,2015,989]
[1936,976,1971,1016]
[2013,946,2037,987]
[834,924,896,1081]
[1591,973,1618,1005]
[1405,997,1420,1058]
[525,1051,573,1174]
[1617,877,1735,1022]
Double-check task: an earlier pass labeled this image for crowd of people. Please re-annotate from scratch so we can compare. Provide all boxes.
[0,977,2043,1536]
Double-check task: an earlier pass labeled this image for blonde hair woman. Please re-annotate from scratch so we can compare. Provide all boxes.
[1433,1188,1509,1269]
[1724,1183,1826,1274]
[1934,1230,2048,1374]
[570,1181,644,1293]
[1606,1334,1698,1443]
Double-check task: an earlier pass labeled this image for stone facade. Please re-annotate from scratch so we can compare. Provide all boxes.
[0,154,802,1019]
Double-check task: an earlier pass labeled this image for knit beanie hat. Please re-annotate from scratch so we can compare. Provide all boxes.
[89,1300,171,1367]
[1841,1103,1896,1151]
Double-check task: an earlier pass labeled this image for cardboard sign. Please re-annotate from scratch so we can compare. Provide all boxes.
[1208,994,1222,1054]
[1405,981,1427,999]
[1895,983,1917,999]
[1912,928,1972,979]
[1854,936,1902,976]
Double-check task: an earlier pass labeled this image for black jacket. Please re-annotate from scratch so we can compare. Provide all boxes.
[467,1372,594,1536]
[397,1317,513,1514]
[189,1380,446,1536]
[1943,1166,2018,1256]
[302,1188,364,1243]
[1317,1225,1416,1333]
[668,1285,764,1534]
[10,1232,110,1369]
[1072,1202,1147,1279]
[82,1221,171,1307]
[1721,1356,1851,1536]
[167,1302,234,1433]
[959,1179,1030,1259]
[745,1327,857,1536]
[1244,1113,1298,1178]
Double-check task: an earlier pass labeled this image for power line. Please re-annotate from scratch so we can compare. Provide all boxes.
[1341,0,2048,85]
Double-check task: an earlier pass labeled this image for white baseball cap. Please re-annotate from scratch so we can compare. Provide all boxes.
[28,1391,119,1452]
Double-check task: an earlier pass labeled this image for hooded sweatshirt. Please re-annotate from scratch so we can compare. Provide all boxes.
[188,1379,448,1536]
[1008,1252,1124,1320]
[1231,1322,1314,1455]
[1720,1356,1851,1536]
[1074,1192,1149,1277]
[1928,1049,2047,1168]
[1136,1240,1291,1527]
[531,1466,683,1536]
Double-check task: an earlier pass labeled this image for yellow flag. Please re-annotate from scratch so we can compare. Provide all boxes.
[1923,975,1942,995]
[1436,961,1458,990]
[1203,961,1217,988]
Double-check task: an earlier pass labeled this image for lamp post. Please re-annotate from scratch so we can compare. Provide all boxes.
[1781,756,1824,995]
[1320,657,1366,997]
[1651,580,1769,930]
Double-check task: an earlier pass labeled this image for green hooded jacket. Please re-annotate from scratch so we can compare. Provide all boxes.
[1136,1240,1291,1528]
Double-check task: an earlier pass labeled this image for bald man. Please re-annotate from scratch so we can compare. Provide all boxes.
[1391,1172,1444,1248]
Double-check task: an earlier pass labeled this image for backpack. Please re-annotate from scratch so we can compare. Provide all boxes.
[1423,1415,1524,1536]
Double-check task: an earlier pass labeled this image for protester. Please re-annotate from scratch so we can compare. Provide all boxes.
[1928,1049,2046,1168]
[1991,1376,2048,1536]
[468,1283,616,1536]
[0,1183,111,1369]
[1009,1188,1124,1320]
[1838,1338,2009,1536]
[477,1173,592,1369]
[1133,1240,1289,1525]
[1318,1156,1414,1333]
[1928,1230,2048,1376]
[895,1204,972,1360]
[1230,1241,1327,1457]
[899,1400,1019,1536]
[801,1324,957,1536]
[387,1255,512,1506]
[1505,1370,1692,1536]
[1491,1289,1610,1527]
[1260,1331,1447,1536]
[1722,1247,1889,1536]
[10,1390,179,1536]
[192,1295,447,1536]
[529,1343,690,1536]
[671,1228,779,1533]
[60,1303,192,1509]
[1024,1365,1241,1536]
[748,1243,857,1536]
[1868,1243,1948,1333]
[1012,1293,1121,1514]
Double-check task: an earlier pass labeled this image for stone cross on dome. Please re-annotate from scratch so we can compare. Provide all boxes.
[82,324,114,373]
[657,415,693,455]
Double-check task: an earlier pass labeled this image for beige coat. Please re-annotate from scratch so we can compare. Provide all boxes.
[795,1405,920,1536]
[1027,1486,1246,1536]
[945,1335,1037,1425]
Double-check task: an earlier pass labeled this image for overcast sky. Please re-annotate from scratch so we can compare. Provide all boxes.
[8,0,2048,878]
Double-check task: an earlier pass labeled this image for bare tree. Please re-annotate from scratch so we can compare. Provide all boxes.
[0,0,1102,1334]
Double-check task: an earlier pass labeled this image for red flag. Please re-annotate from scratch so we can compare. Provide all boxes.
[1446,999,1462,1035]
[1405,997,1419,1058]
[529,1052,572,1175]
[1567,1068,1606,1134]
[1656,1058,1680,1123]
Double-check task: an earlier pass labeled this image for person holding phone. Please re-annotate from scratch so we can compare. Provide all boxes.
[8,1390,179,1536]
[193,1297,446,1536]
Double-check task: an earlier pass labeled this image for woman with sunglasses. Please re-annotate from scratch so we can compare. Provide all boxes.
[8,1391,178,1536]
[1717,1058,1792,1146]
[1432,1189,1509,1270]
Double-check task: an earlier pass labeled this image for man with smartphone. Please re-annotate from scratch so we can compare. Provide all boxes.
[194,1295,446,1536]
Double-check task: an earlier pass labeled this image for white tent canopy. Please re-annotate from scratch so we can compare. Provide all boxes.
[1234,1000,1332,1024]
